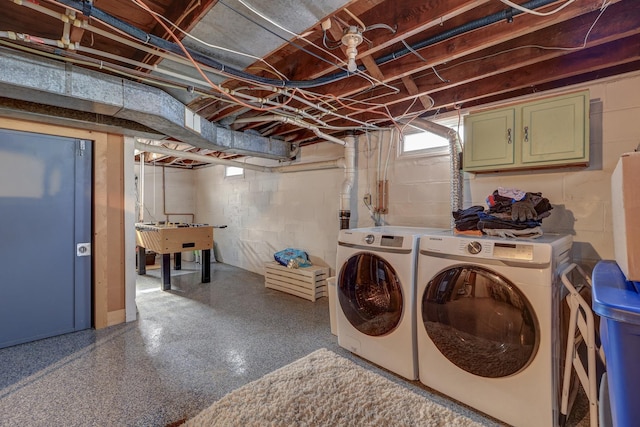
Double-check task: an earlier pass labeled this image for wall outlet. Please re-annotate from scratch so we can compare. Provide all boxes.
[363,193,372,205]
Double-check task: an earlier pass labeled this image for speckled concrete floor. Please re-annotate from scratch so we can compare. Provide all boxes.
[0,262,589,427]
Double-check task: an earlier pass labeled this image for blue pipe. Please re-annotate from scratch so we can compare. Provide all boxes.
[375,0,557,66]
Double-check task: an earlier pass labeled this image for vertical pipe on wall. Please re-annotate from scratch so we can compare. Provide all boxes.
[340,135,356,230]
[138,154,145,223]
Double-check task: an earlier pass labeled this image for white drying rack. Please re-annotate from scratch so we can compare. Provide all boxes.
[559,263,607,427]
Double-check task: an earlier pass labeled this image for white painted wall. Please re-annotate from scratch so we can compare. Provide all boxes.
[172,71,640,275]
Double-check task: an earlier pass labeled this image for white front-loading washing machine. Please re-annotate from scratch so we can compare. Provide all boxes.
[416,232,572,427]
[336,226,446,380]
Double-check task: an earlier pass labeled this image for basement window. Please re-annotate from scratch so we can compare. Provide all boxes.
[399,116,463,158]
[225,166,244,177]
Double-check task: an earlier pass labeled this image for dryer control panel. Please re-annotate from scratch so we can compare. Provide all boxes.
[421,234,558,265]
[463,240,533,261]
[380,235,404,247]
[490,242,534,261]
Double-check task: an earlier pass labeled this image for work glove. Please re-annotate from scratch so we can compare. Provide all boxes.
[511,197,537,222]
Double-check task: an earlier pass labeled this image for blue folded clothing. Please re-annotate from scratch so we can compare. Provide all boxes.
[274,248,312,268]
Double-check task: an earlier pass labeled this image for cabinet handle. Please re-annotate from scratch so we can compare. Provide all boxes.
[524,126,529,142]
[507,128,512,144]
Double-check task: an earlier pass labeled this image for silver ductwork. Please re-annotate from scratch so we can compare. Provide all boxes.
[402,118,463,228]
[0,47,294,160]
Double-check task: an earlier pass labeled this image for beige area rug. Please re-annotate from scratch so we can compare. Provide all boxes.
[182,348,490,427]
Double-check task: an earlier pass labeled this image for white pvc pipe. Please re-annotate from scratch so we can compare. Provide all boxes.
[135,141,271,172]
[134,140,344,174]
[233,115,347,147]
[139,154,145,222]
[275,158,345,173]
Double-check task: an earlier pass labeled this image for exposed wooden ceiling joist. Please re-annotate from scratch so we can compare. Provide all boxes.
[0,0,636,167]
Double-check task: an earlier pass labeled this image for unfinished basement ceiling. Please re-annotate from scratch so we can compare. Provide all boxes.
[0,0,638,168]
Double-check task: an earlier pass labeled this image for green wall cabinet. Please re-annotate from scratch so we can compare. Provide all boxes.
[463,90,589,172]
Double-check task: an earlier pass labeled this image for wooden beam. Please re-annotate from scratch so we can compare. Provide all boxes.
[294,0,616,102]
[250,0,633,135]
[362,55,385,82]
[401,75,432,110]
[269,0,491,82]
[286,33,640,132]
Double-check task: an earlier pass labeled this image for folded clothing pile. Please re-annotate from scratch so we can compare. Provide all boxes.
[452,187,553,238]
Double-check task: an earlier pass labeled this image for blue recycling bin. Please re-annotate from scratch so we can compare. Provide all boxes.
[592,260,640,427]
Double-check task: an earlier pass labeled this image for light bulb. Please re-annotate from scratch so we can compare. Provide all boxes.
[347,58,357,72]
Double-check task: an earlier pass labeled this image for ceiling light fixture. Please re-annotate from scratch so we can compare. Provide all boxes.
[341,26,363,72]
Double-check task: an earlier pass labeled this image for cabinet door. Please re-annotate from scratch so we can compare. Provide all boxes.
[463,108,515,171]
[521,91,589,165]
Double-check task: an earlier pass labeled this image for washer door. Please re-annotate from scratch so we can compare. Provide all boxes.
[421,265,539,378]
[338,252,403,336]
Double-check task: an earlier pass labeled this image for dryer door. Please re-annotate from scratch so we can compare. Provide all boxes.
[421,265,539,378]
[338,252,403,336]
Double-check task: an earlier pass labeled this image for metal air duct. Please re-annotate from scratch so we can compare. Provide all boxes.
[0,47,294,160]
[402,118,462,229]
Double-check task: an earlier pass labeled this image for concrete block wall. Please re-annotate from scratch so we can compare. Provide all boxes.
[463,71,640,269]
[195,142,345,275]
[353,130,453,230]
[178,71,640,275]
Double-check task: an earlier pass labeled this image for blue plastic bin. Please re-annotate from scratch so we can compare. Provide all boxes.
[592,260,640,427]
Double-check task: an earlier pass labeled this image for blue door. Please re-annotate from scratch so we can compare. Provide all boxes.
[0,128,92,349]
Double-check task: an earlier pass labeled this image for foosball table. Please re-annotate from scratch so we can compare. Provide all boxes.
[135,222,214,290]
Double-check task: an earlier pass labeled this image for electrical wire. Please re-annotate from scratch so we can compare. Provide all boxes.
[431,66,449,83]
[0,38,220,97]
[41,0,566,93]
[220,0,352,74]
[400,39,450,84]
[40,0,349,89]
[498,0,575,16]
[222,0,403,93]
[0,35,332,132]
[344,8,367,32]
[363,23,396,34]
[2,21,387,143]
[131,0,297,113]
[20,0,588,137]
[429,0,611,77]
[129,0,289,81]
[322,30,343,50]
[401,39,428,62]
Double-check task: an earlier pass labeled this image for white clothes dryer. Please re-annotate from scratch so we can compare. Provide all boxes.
[416,232,572,427]
[336,226,446,380]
